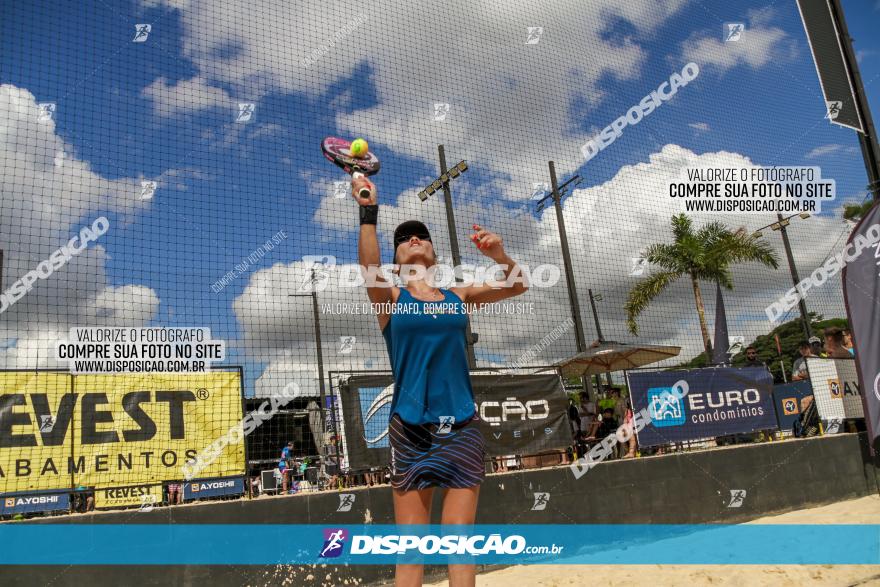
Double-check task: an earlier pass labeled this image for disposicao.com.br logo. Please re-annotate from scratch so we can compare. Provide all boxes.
[318,528,563,558]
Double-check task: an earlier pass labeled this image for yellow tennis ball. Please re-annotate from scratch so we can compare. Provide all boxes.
[350,138,369,158]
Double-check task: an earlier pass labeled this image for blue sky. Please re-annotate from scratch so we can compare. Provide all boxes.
[1,0,879,395]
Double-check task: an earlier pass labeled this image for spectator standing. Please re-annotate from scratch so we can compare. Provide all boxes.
[578,394,599,439]
[249,476,261,498]
[611,388,627,424]
[567,397,581,437]
[596,408,618,440]
[72,485,94,513]
[620,401,637,459]
[791,342,815,381]
[279,441,295,493]
[743,347,767,369]
[598,388,615,412]
[809,336,826,358]
[842,328,855,356]
[167,482,182,505]
[823,327,852,358]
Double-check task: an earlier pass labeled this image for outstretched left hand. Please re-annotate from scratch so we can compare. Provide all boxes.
[470,224,505,261]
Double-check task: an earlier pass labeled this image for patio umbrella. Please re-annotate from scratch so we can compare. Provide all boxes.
[554,340,681,378]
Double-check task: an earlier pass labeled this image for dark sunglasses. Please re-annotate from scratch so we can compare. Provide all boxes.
[395,232,431,247]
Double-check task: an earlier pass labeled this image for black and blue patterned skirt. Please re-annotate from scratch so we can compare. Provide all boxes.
[388,412,486,491]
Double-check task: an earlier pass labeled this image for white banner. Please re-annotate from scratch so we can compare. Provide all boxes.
[806,357,863,433]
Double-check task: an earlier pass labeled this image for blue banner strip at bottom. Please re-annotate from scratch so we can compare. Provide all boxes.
[0,524,877,565]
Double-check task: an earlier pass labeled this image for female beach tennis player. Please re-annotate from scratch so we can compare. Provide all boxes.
[352,174,528,586]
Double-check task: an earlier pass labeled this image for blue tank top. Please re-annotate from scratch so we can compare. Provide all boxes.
[382,288,476,425]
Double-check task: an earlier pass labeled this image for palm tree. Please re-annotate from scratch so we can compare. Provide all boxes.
[625,214,779,356]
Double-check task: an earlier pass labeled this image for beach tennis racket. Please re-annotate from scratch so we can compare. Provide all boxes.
[321,137,380,200]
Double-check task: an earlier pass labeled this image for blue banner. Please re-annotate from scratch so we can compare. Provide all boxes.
[0,524,877,564]
[1,492,69,515]
[626,367,778,446]
[183,477,244,500]
[771,380,814,432]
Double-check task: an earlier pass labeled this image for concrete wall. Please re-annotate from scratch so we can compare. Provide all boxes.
[5,433,878,587]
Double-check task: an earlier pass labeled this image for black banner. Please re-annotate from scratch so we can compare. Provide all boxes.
[338,373,570,469]
[842,203,880,448]
[796,0,864,132]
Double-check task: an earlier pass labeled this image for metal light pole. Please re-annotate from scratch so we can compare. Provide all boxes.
[754,213,812,340]
[437,145,477,370]
[289,267,327,423]
[588,289,613,388]
[536,163,594,398]
[545,162,588,353]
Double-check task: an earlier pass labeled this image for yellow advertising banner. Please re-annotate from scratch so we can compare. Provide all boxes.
[94,484,163,509]
[0,370,244,494]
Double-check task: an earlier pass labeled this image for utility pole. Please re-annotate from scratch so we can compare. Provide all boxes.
[290,267,327,431]
[753,214,813,340]
[547,162,588,353]
[438,145,478,370]
[541,162,594,398]
[588,289,613,387]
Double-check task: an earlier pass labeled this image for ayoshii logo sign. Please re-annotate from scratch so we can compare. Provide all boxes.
[0,492,70,514]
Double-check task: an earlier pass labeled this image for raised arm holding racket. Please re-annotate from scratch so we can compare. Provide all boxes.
[324,135,529,586]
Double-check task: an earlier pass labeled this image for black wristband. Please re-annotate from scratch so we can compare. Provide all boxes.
[360,204,379,225]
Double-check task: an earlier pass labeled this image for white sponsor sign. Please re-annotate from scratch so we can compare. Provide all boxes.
[806,357,863,432]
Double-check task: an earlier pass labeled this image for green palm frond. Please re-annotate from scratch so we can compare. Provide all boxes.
[625,270,682,335]
[625,213,782,343]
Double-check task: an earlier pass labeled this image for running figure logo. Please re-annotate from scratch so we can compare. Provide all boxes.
[38,103,56,122]
[320,529,348,558]
[298,255,335,293]
[236,103,255,123]
[727,336,745,357]
[724,23,744,42]
[437,416,455,434]
[825,101,842,121]
[39,415,55,433]
[726,489,746,508]
[336,494,355,512]
[339,336,356,354]
[630,257,648,276]
[133,24,151,42]
[140,180,157,201]
[531,492,550,511]
[531,182,549,200]
[331,181,349,199]
[526,27,544,44]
